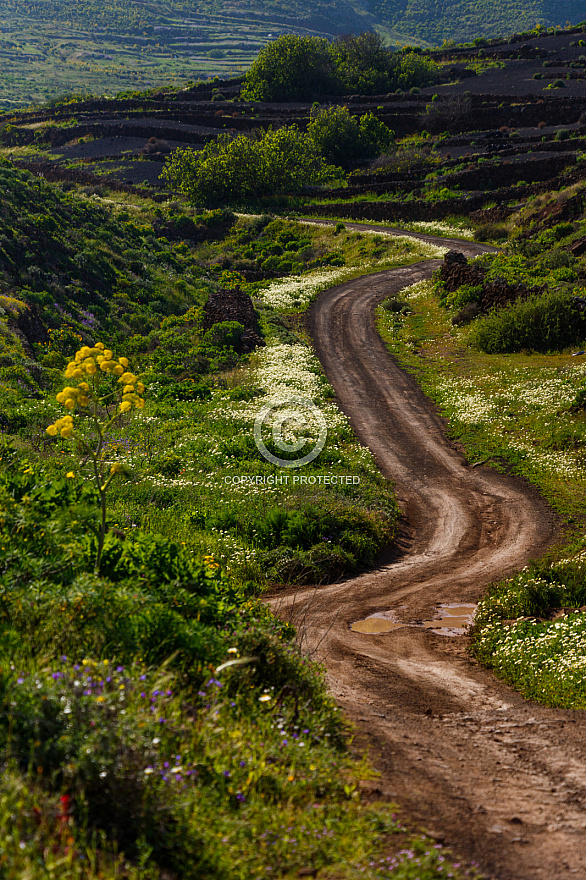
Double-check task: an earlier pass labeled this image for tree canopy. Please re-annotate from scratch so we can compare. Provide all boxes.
[241,33,440,101]
[308,105,394,167]
[161,127,343,207]
[240,35,338,102]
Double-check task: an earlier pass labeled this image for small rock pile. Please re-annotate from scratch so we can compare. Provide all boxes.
[439,250,483,290]
[203,288,265,354]
[440,250,533,313]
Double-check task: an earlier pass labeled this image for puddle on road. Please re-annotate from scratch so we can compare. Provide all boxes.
[423,604,477,636]
[351,604,476,637]
[350,611,405,634]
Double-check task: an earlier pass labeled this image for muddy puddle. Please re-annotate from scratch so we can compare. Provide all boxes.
[423,604,477,636]
[351,604,476,637]
[350,612,405,634]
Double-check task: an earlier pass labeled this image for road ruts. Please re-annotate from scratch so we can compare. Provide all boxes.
[271,224,586,880]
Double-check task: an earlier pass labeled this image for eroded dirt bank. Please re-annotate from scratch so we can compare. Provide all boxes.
[272,231,586,879]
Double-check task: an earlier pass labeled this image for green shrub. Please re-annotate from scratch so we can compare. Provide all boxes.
[551,221,575,241]
[241,33,439,102]
[445,283,483,310]
[473,223,508,242]
[241,35,337,101]
[572,384,586,410]
[308,106,393,167]
[153,379,212,402]
[472,289,586,353]
[162,130,342,207]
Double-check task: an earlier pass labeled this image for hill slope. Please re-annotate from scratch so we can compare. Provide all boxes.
[1,0,586,109]
[367,0,586,44]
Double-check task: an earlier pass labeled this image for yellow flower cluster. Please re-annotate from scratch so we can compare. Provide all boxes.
[55,383,91,410]
[46,344,146,438]
[117,368,145,414]
[46,414,74,439]
[64,343,145,411]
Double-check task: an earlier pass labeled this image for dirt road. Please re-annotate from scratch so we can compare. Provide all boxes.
[274,227,586,879]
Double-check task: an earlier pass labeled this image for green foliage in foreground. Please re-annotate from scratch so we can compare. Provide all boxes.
[0,439,456,878]
[472,547,586,708]
[0,652,383,878]
[162,128,343,207]
[0,449,403,878]
[241,34,440,102]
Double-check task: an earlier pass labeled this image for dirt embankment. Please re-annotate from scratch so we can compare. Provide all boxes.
[271,224,586,880]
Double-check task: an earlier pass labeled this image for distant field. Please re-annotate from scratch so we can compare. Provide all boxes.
[0,0,401,109]
[3,0,586,110]
[0,3,268,109]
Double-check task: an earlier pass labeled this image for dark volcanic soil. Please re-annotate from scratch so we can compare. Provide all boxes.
[271,226,586,880]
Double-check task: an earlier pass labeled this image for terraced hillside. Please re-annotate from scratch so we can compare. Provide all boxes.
[367,0,586,45]
[3,25,586,207]
[2,0,586,109]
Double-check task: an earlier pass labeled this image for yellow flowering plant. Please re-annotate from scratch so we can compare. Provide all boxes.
[46,343,146,574]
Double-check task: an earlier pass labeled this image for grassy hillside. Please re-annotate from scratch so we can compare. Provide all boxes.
[368,0,586,44]
[2,0,586,109]
[0,0,376,110]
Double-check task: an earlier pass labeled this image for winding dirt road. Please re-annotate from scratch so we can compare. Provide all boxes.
[274,225,586,879]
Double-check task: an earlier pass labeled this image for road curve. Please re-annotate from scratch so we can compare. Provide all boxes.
[272,226,586,880]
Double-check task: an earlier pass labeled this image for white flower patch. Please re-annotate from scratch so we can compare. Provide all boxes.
[482,616,586,691]
[403,220,475,240]
[400,279,434,301]
[506,375,578,410]
[431,367,586,479]
[506,440,586,481]
[436,365,586,426]
[253,343,347,431]
[259,268,348,311]
[255,343,321,400]
[434,376,497,424]
[207,342,347,432]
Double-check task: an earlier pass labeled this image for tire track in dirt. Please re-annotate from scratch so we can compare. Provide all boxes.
[272,225,586,880]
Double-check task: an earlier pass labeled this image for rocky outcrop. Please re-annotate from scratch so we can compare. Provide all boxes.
[440,250,535,312]
[203,288,265,353]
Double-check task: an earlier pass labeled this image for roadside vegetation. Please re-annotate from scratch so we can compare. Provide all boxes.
[375,188,586,709]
